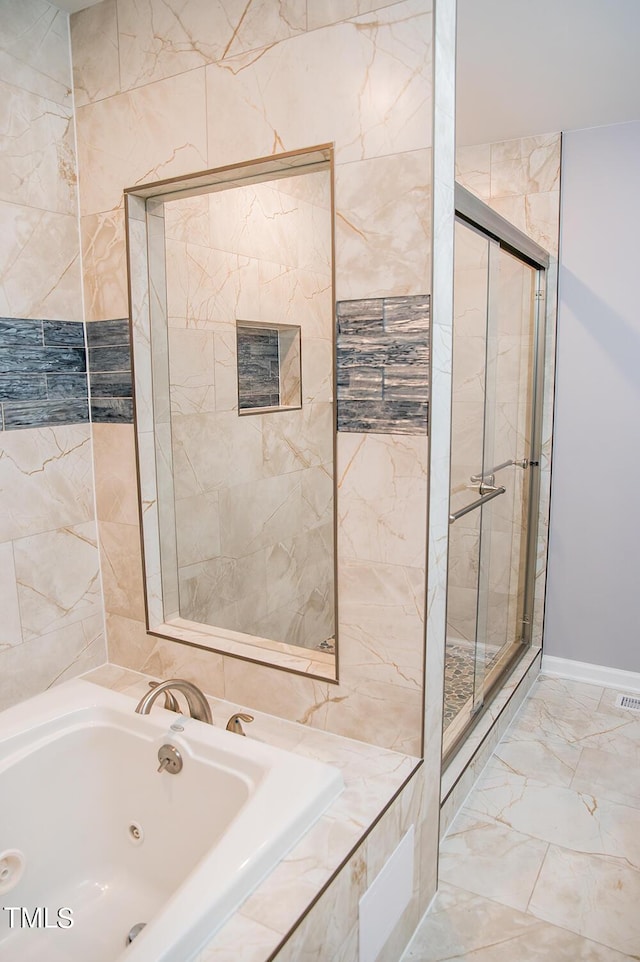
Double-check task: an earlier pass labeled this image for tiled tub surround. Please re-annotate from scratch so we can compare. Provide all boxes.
[0,2,106,712]
[84,663,425,962]
[75,0,435,761]
[163,173,334,651]
[336,294,430,434]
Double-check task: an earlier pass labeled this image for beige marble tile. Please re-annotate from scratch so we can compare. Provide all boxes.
[529,845,640,958]
[13,522,101,642]
[307,0,409,31]
[117,0,306,93]
[223,655,330,728]
[466,758,640,871]
[335,150,431,301]
[205,0,432,169]
[0,0,72,105]
[76,68,207,216]
[98,520,146,623]
[70,0,120,107]
[570,747,640,810]
[0,541,22,651]
[455,143,491,199]
[194,913,281,962]
[0,614,105,712]
[337,432,428,569]
[338,561,424,691]
[404,881,636,962]
[81,208,129,321]
[92,423,139,525]
[0,202,82,319]
[323,677,422,755]
[493,731,582,789]
[490,133,561,199]
[0,80,76,214]
[439,810,548,912]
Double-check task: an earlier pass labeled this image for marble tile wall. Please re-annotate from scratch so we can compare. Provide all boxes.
[72,0,433,754]
[0,0,106,711]
[71,3,435,953]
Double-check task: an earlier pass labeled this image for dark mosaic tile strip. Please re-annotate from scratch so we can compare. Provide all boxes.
[0,317,45,345]
[85,318,129,347]
[88,344,131,373]
[90,372,133,398]
[3,399,89,430]
[237,326,280,410]
[90,398,134,423]
[46,373,89,399]
[42,320,86,347]
[0,374,47,402]
[336,293,430,435]
[0,317,134,429]
[0,346,86,375]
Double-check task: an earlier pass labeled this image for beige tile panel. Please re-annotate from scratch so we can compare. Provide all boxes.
[81,208,129,321]
[0,0,72,104]
[0,541,22,651]
[205,0,432,170]
[98,520,147,623]
[0,613,105,713]
[92,423,140,526]
[307,0,410,31]
[70,0,120,107]
[75,68,207,216]
[0,80,76,215]
[116,0,307,92]
[0,202,82,319]
[0,424,94,542]
[335,150,431,301]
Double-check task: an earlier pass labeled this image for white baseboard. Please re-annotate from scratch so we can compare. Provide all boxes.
[541,654,640,693]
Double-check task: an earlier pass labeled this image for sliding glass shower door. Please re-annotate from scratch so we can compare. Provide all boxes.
[443,208,545,758]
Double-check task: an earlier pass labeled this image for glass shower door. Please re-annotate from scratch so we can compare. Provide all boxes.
[443,217,540,756]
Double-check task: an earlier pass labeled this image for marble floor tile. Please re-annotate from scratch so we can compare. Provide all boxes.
[403,882,635,962]
[570,746,640,810]
[438,811,548,912]
[402,674,640,962]
[529,845,640,957]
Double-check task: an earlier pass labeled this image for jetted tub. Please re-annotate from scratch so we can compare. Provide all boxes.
[0,680,343,962]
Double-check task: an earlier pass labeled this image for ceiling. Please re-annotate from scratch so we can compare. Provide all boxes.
[456,0,640,145]
[54,0,640,145]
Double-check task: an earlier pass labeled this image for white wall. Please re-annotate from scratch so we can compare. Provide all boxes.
[545,121,640,672]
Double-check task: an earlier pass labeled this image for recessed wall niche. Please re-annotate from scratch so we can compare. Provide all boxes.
[236,320,302,414]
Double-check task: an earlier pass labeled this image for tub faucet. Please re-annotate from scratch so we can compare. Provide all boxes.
[135,679,213,725]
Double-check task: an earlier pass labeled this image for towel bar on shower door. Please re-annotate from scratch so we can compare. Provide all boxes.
[448,485,506,524]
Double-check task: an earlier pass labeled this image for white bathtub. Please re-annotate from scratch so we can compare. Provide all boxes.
[0,680,343,962]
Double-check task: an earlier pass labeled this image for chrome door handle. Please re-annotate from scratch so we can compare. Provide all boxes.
[449,486,506,524]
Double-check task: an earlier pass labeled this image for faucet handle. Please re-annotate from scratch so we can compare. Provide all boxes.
[226,712,254,736]
[148,681,180,713]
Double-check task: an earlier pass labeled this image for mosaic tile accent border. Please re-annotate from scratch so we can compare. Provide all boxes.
[336,294,430,435]
[236,324,281,409]
[0,317,133,430]
[0,318,88,430]
[86,319,133,423]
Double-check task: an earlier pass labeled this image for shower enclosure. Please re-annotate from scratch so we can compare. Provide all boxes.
[442,186,548,761]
